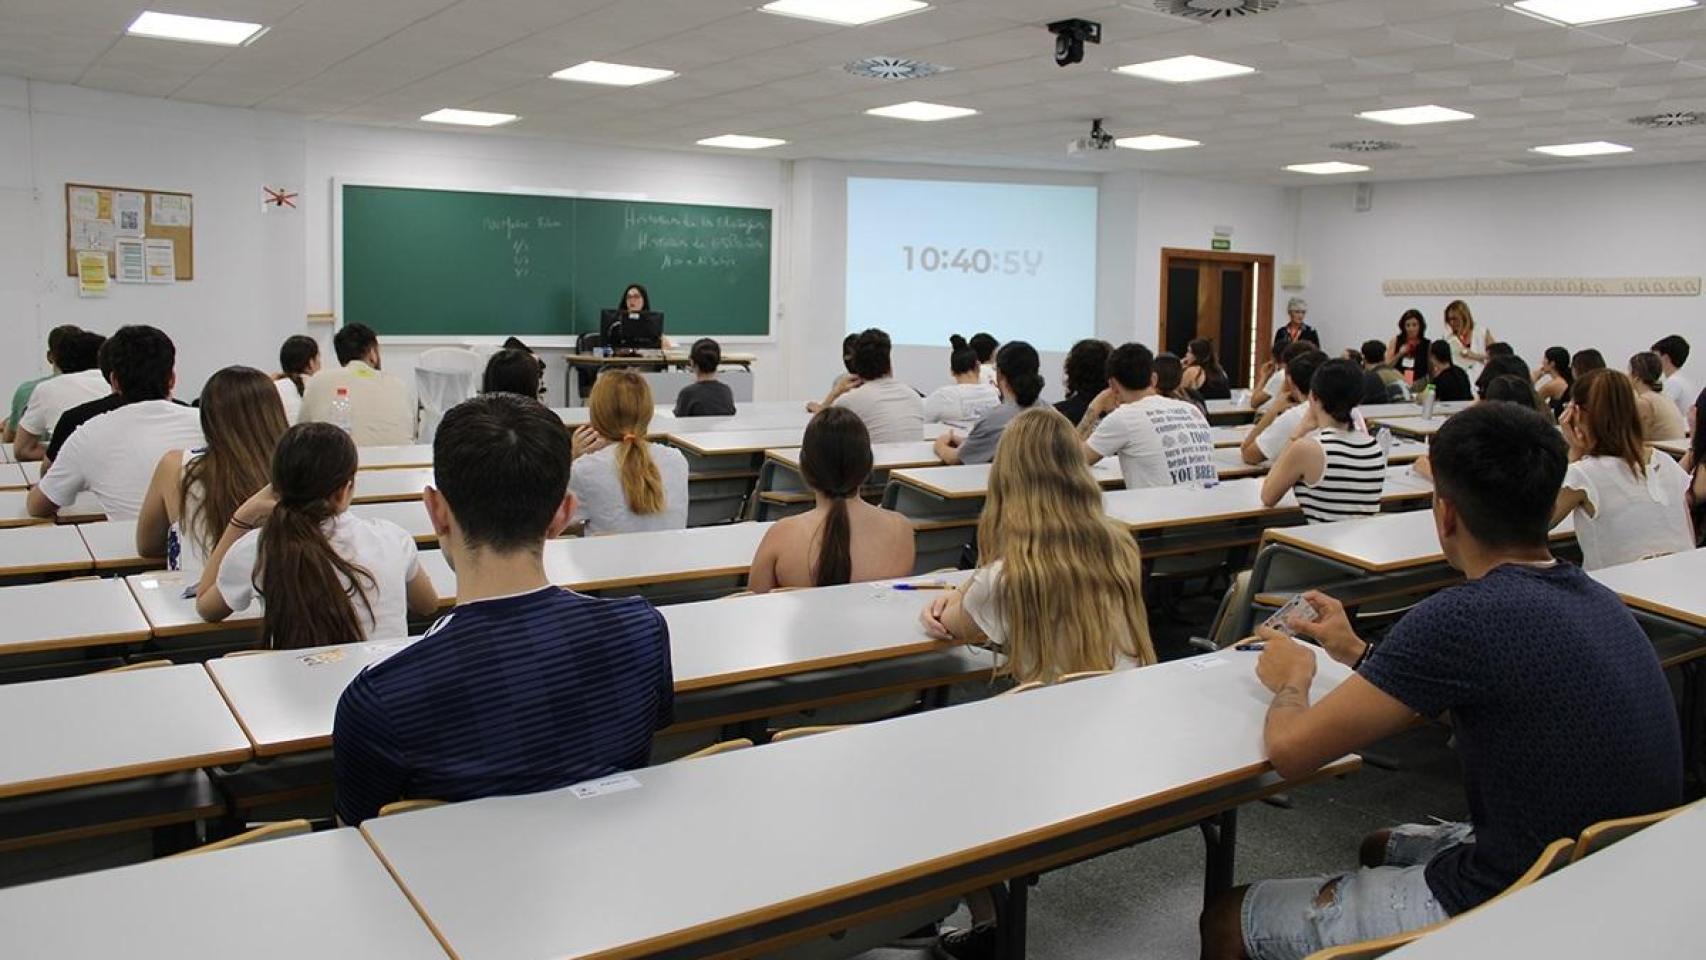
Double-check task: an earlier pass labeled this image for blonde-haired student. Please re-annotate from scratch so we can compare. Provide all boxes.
[570,371,689,535]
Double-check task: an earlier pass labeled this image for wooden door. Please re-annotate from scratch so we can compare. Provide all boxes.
[1158,249,1275,389]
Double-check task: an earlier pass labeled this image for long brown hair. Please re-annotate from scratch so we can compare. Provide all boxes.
[279,335,318,397]
[1571,369,1647,479]
[185,367,288,555]
[1445,300,1474,338]
[798,407,872,586]
[978,408,1155,683]
[255,423,374,650]
[589,370,665,515]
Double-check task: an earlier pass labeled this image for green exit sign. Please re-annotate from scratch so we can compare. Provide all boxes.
[1212,238,1232,251]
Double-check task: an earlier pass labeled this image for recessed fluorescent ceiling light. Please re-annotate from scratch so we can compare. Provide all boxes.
[1357,105,1474,126]
[1508,0,1697,26]
[1115,134,1201,151]
[1114,55,1256,84]
[759,0,929,25]
[420,109,518,127]
[865,101,977,121]
[1286,162,1370,175]
[1532,140,1634,156]
[697,134,788,149]
[551,61,677,87]
[126,10,266,46]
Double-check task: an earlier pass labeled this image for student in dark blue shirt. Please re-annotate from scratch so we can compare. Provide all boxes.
[332,393,673,826]
[1201,402,1682,960]
[673,338,736,417]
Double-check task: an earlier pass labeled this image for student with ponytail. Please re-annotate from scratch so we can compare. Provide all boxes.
[569,370,689,535]
[274,335,320,425]
[137,366,289,583]
[197,422,439,648]
[934,340,1043,465]
[748,407,914,592]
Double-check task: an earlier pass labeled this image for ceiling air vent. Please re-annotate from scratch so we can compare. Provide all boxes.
[1629,110,1702,129]
[1149,0,1287,20]
[845,57,946,80]
[1330,139,1406,153]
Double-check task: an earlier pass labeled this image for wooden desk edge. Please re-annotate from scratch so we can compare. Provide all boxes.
[1,627,153,655]
[0,746,256,801]
[672,639,957,694]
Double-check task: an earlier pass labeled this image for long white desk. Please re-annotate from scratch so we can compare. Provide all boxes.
[1102,467,1432,534]
[363,650,1353,960]
[0,663,250,799]
[205,638,416,757]
[126,570,257,637]
[0,489,107,527]
[0,462,26,491]
[76,518,159,572]
[753,441,944,521]
[358,444,434,470]
[0,827,448,959]
[558,401,816,431]
[350,500,436,544]
[1368,414,1448,439]
[1387,801,1706,959]
[1590,548,1706,629]
[352,468,434,505]
[0,577,152,655]
[0,523,95,579]
[1263,508,1576,575]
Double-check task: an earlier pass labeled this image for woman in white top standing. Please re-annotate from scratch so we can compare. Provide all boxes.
[922,336,1000,430]
[569,370,689,535]
[1260,358,1388,522]
[1442,299,1495,384]
[1552,369,1693,570]
[137,366,289,585]
[1628,351,1686,442]
[197,422,439,648]
[273,335,319,426]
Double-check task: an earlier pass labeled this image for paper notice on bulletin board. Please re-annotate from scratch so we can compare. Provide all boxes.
[69,187,101,221]
[144,239,176,284]
[115,237,146,283]
[71,218,115,253]
[151,193,192,227]
[114,191,146,237]
[76,250,110,298]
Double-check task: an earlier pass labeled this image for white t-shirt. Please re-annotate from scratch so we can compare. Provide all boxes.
[1256,370,1286,411]
[17,369,110,440]
[1446,328,1493,383]
[569,442,690,535]
[1086,395,1218,490]
[922,382,1001,429]
[1563,449,1693,571]
[168,448,214,583]
[217,511,421,644]
[1663,370,1696,424]
[300,361,413,446]
[962,560,1141,675]
[275,376,304,425]
[979,364,998,388]
[36,401,204,520]
[834,377,924,444]
[1255,404,1309,463]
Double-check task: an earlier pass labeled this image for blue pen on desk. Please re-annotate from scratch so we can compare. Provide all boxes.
[1235,641,1264,652]
[893,581,952,591]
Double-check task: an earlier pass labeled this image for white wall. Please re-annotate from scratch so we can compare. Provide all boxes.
[1297,164,1706,377]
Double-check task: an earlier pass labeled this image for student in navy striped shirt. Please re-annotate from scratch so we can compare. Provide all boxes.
[332,393,673,825]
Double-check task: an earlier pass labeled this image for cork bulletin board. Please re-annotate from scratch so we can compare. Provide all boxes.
[63,182,195,281]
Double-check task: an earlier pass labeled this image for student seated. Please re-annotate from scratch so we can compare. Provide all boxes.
[1054,338,1112,426]
[824,328,925,444]
[806,333,861,414]
[1249,341,1316,411]
[1532,346,1573,419]
[196,422,437,645]
[1473,341,1518,396]
[1240,350,1325,466]
[12,329,106,462]
[1424,339,1473,402]
[300,323,413,445]
[1360,339,1405,402]
[922,406,1157,959]
[1688,388,1706,541]
[274,334,320,425]
[674,338,737,417]
[1653,334,1693,423]
[332,394,673,825]
[136,367,290,583]
[923,336,1001,429]
[1181,338,1233,400]
[1628,351,1685,442]
[1200,402,1682,960]
[1482,374,1549,417]
[1571,347,1606,379]
[29,326,203,520]
[5,325,81,446]
[1261,358,1387,520]
[1078,343,1217,487]
[1155,352,1209,416]
[934,341,1043,466]
[569,370,689,535]
[481,347,545,400]
[1552,369,1692,570]
[969,332,1000,387]
[748,408,914,592]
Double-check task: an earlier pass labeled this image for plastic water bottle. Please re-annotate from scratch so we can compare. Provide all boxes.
[330,386,353,434]
[1376,427,1394,457]
[1419,384,1437,421]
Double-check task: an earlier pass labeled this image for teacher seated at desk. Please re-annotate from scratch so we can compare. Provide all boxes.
[611,284,673,351]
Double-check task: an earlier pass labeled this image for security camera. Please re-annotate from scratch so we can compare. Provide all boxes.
[1048,18,1101,68]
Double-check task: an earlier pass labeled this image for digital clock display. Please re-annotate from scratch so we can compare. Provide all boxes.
[901,246,1044,276]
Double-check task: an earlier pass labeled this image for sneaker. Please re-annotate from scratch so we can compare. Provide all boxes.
[890,922,939,948]
[933,924,999,960]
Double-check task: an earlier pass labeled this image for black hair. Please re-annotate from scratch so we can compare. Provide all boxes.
[1397,309,1427,339]
[1478,354,1530,398]
[1286,350,1326,398]
[1187,338,1226,377]
[1654,335,1691,368]
[279,335,319,398]
[434,393,572,552]
[1309,357,1364,423]
[55,330,105,374]
[1064,339,1113,397]
[1571,348,1606,377]
[45,325,81,361]
[618,284,650,312]
[798,407,872,588]
[502,336,532,353]
[333,323,379,366]
[1692,387,1706,471]
[689,338,722,375]
[969,333,999,363]
[948,335,979,376]
[1281,339,1317,364]
[1106,342,1156,392]
[1430,402,1567,550]
[850,328,893,381]
[1544,346,1573,383]
[1429,339,1455,366]
[1487,341,1515,359]
[995,341,1044,407]
[104,325,176,401]
[840,333,860,375]
[1361,340,1387,365]
[1154,353,1185,395]
[1484,374,1542,411]
[481,348,544,399]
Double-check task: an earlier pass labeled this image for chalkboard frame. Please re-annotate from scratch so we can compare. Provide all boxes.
[330,177,779,344]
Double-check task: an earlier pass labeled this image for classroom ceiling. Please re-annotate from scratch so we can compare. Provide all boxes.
[5,0,1706,183]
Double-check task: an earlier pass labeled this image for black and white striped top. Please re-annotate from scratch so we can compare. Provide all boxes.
[1295,428,1388,523]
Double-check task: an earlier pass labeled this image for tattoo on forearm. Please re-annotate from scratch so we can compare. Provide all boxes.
[1272,684,1309,710]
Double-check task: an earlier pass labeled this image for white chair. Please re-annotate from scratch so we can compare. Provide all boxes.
[414,347,484,442]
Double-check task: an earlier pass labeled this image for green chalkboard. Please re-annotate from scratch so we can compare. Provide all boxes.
[340,184,772,338]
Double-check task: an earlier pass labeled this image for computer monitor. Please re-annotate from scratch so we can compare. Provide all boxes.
[599,309,664,350]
